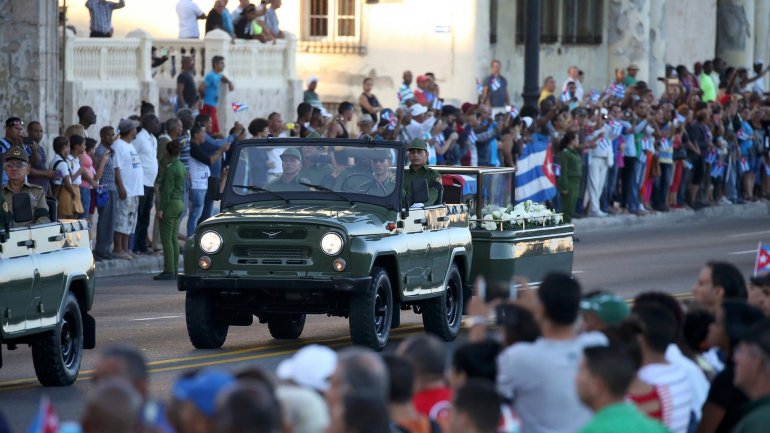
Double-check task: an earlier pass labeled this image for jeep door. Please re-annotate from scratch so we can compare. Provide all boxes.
[30,223,68,327]
[0,226,36,334]
[404,208,430,295]
[424,205,451,292]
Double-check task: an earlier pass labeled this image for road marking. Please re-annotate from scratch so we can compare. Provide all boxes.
[727,231,770,238]
[0,325,426,391]
[133,315,182,321]
[572,270,585,274]
[727,250,757,255]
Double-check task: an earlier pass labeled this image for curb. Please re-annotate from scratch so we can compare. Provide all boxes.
[573,201,770,232]
[95,202,769,279]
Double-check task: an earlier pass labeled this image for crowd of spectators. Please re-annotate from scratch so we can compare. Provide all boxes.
[0,264,769,433]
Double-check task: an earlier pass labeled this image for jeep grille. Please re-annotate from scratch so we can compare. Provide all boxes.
[237,227,308,240]
[232,246,312,260]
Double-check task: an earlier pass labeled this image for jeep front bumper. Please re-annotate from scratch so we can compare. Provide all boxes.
[177,275,372,293]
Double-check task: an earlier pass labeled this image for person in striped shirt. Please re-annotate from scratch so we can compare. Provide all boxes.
[398,71,415,108]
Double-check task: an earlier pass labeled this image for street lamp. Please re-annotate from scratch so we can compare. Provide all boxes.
[522,0,540,109]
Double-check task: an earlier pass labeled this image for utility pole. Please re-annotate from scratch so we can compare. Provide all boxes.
[522,0,540,109]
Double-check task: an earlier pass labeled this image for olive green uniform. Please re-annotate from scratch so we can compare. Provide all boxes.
[300,162,333,185]
[558,148,583,223]
[404,165,441,206]
[266,174,307,192]
[2,182,50,226]
[158,157,187,273]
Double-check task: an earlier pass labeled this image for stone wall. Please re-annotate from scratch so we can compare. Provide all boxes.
[0,0,61,134]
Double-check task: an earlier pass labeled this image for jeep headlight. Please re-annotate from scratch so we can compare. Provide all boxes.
[199,231,223,254]
[320,232,344,256]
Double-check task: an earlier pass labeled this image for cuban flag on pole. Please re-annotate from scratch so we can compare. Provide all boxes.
[705,149,718,165]
[509,104,519,119]
[515,133,557,204]
[490,77,501,92]
[755,242,770,276]
[231,102,248,113]
[737,127,752,141]
[739,157,751,174]
[608,83,625,100]
[26,397,59,433]
[560,90,572,103]
[475,79,484,95]
[710,161,726,178]
[590,89,601,103]
[607,119,624,137]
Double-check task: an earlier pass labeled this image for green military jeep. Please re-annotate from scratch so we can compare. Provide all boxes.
[0,193,96,386]
[178,138,472,350]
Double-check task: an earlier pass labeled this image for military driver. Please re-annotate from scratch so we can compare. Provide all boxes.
[403,138,441,206]
[2,145,50,225]
[266,147,308,192]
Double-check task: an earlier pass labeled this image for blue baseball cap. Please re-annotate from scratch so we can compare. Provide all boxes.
[172,369,235,417]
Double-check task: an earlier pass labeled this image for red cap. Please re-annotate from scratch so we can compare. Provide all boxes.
[461,102,475,114]
[717,93,732,106]
[416,75,428,83]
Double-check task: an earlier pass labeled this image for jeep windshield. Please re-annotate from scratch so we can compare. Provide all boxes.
[223,139,404,210]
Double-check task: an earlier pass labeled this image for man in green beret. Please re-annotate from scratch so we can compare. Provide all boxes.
[404,138,441,206]
[266,147,308,192]
[2,145,50,226]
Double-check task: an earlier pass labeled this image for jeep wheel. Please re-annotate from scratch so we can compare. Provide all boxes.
[31,292,83,386]
[186,290,229,349]
[350,267,393,351]
[267,314,306,339]
[422,263,463,341]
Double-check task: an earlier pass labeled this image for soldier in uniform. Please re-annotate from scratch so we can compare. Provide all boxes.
[299,133,333,185]
[369,149,396,195]
[266,148,308,192]
[404,138,441,206]
[2,145,50,226]
[155,139,187,281]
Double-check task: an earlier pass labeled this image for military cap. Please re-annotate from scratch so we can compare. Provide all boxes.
[280,147,303,161]
[306,131,322,139]
[4,145,29,163]
[407,138,428,151]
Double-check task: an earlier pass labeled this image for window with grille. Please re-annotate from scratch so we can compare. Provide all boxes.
[304,0,361,43]
[515,0,603,45]
[562,0,603,44]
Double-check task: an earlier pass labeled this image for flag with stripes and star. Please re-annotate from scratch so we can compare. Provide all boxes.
[231,102,248,113]
[755,242,770,276]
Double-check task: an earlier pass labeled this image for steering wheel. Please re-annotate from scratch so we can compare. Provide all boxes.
[340,173,385,194]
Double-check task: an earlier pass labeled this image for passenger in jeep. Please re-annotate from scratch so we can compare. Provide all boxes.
[2,145,50,226]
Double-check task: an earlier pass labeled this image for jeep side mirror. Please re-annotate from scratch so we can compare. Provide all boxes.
[12,192,33,224]
[411,179,429,204]
[206,176,221,202]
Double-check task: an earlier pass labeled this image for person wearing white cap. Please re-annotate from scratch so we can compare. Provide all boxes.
[112,118,144,259]
[276,344,338,394]
[405,103,436,142]
[304,76,322,108]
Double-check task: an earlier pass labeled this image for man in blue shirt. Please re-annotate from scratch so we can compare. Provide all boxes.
[198,55,234,135]
[86,0,125,37]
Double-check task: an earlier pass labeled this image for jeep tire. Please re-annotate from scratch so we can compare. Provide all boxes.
[422,263,463,341]
[267,314,306,339]
[31,292,84,386]
[350,267,393,351]
[186,290,229,349]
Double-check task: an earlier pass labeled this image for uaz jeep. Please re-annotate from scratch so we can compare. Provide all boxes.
[0,193,96,386]
[178,138,472,350]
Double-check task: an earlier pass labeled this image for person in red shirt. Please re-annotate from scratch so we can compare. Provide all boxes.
[396,335,452,432]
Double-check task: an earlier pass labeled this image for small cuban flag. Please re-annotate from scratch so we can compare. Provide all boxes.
[490,77,501,92]
[475,79,484,95]
[705,149,718,165]
[609,83,625,100]
[710,161,726,178]
[231,102,248,113]
[675,113,686,125]
[560,90,572,103]
[736,127,752,141]
[509,104,520,119]
[754,242,770,276]
[607,119,624,137]
[739,157,751,174]
[598,136,612,151]
[26,397,59,433]
[590,89,600,103]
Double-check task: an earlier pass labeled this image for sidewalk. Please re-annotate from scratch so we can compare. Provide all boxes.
[96,201,770,278]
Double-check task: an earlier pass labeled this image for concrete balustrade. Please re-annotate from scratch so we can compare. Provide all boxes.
[64,29,301,132]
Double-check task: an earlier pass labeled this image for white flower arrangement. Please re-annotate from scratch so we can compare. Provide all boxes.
[477,200,563,231]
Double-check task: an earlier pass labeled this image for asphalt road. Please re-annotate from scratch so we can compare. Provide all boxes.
[1,213,768,431]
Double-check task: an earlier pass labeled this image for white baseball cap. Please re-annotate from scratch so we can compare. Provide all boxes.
[410,104,428,117]
[276,345,337,393]
[521,116,534,128]
[306,76,319,85]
